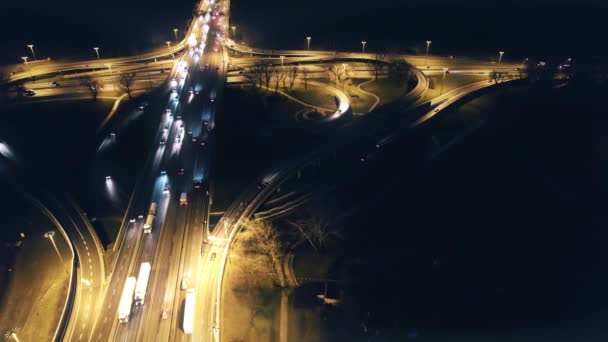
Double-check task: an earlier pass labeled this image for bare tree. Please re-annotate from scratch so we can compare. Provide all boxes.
[327,64,341,85]
[273,66,286,92]
[261,64,273,90]
[286,65,299,91]
[327,64,350,90]
[338,64,350,90]
[489,71,507,84]
[301,68,311,90]
[247,63,265,88]
[370,53,386,80]
[240,219,285,286]
[118,72,136,98]
[80,76,100,100]
[288,214,342,253]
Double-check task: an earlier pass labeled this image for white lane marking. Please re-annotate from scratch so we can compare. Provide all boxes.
[79,333,83,340]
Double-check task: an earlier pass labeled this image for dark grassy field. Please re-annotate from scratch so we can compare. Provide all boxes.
[275,79,608,341]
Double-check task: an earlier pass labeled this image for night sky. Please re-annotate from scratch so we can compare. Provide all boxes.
[1,0,607,65]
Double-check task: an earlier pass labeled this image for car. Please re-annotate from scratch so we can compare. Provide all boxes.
[257,181,269,189]
[105,176,111,181]
[129,218,136,223]
[138,102,148,110]
[137,214,144,219]
[160,170,167,175]
[193,181,202,189]
[178,168,185,176]
[163,183,170,193]
[202,120,209,127]
[188,87,193,94]
[200,139,207,146]
[24,89,36,96]
[52,81,60,87]
[210,252,216,261]
[192,137,198,142]
[160,139,165,145]
[360,153,374,162]
[161,310,168,320]
[180,192,188,206]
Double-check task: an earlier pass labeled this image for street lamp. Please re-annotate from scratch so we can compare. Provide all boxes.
[306,36,311,51]
[93,47,100,59]
[173,28,179,41]
[361,41,367,53]
[425,40,432,67]
[280,55,285,66]
[4,328,21,342]
[27,44,37,60]
[21,56,28,65]
[44,231,65,265]
[166,41,171,48]
[498,51,504,64]
[439,68,448,96]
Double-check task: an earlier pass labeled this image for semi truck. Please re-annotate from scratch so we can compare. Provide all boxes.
[143,202,157,233]
[183,289,195,334]
[134,262,151,305]
[118,277,137,323]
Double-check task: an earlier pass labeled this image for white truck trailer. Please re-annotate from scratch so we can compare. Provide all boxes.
[183,289,195,334]
[143,202,157,233]
[134,262,151,305]
[118,277,137,323]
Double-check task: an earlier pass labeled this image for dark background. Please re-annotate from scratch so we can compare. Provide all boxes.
[1,0,607,65]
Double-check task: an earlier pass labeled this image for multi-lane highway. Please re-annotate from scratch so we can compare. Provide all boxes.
[82,1,228,342]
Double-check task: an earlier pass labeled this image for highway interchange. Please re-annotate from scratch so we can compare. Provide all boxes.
[0,0,530,340]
